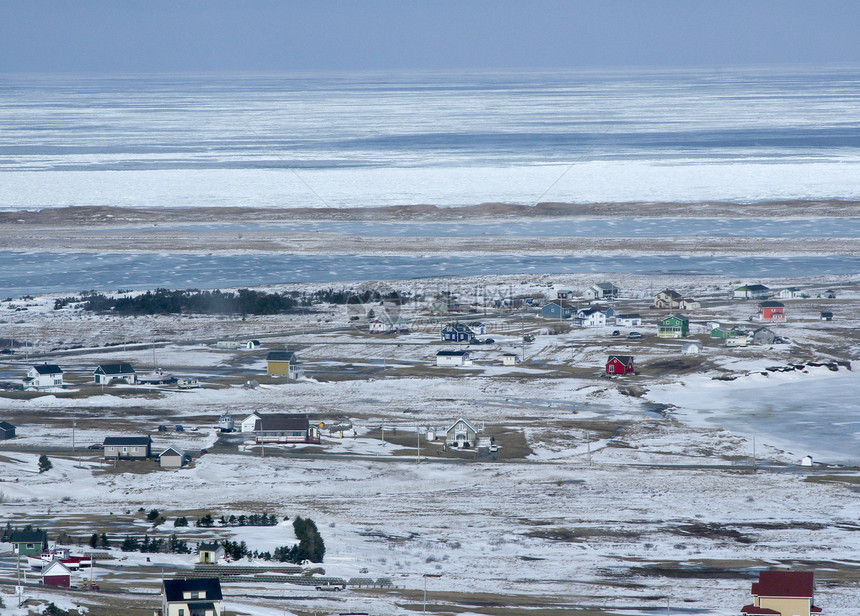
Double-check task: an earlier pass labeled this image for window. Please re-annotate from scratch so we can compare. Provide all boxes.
[178,610,185,616]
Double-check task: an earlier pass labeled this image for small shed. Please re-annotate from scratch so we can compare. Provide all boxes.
[501,353,520,366]
[606,355,634,375]
[801,455,813,467]
[820,311,833,321]
[198,542,225,564]
[240,412,261,433]
[0,421,16,440]
[681,341,703,355]
[445,418,479,448]
[41,560,72,588]
[158,446,187,469]
[267,351,298,378]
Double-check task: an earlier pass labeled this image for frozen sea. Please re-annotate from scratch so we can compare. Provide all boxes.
[2,66,860,209]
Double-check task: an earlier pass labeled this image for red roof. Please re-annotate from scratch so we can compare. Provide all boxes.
[752,571,814,598]
[740,606,781,615]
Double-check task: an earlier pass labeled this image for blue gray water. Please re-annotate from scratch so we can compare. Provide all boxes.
[1,252,857,299]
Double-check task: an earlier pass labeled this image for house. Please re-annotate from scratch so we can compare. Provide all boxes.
[678,298,700,310]
[740,570,820,616]
[556,289,574,300]
[820,311,833,321]
[436,350,473,367]
[10,530,48,556]
[574,308,607,328]
[41,560,72,588]
[657,314,689,338]
[757,301,786,322]
[198,542,225,564]
[23,364,63,390]
[501,353,520,366]
[103,435,152,460]
[605,355,634,375]
[583,282,619,301]
[94,363,136,385]
[440,322,476,342]
[162,577,223,616]
[654,289,682,309]
[711,326,748,340]
[253,413,321,444]
[158,446,187,469]
[0,421,16,440]
[776,287,805,299]
[445,418,479,448]
[681,341,703,355]
[752,327,777,346]
[734,284,771,299]
[267,351,299,378]
[726,335,751,347]
[369,319,393,334]
[541,301,574,320]
[240,412,261,433]
[615,314,642,327]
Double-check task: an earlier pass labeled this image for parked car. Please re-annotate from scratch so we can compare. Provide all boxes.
[611,330,621,336]
[87,443,104,450]
[316,582,345,591]
[627,331,643,339]
[0,348,14,355]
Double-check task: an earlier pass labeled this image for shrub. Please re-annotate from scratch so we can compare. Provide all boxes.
[38,455,52,474]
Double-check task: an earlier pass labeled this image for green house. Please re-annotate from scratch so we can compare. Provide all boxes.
[658,314,689,338]
[10,530,48,556]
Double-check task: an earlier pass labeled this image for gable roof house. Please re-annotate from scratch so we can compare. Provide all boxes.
[266,351,299,378]
[541,301,574,320]
[657,314,689,338]
[752,327,777,346]
[681,341,703,355]
[501,353,520,366]
[162,577,223,616]
[94,363,136,385]
[583,282,619,301]
[441,322,477,343]
[445,418,480,448]
[776,287,806,299]
[23,364,63,391]
[254,413,321,445]
[556,289,574,300]
[575,308,607,328]
[654,289,683,309]
[757,301,786,322]
[103,435,152,460]
[10,530,49,556]
[0,421,16,440]
[158,446,188,469]
[678,297,701,310]
[741,570,820,616]
[198,542,225,564]
[606,355,634,375]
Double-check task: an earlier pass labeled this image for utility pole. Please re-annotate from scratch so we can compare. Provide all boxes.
[416,427,420,464]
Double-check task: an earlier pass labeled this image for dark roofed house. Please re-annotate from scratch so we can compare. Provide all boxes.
[103,435,153,460]
[162,577,223,616]
[94,363,136,385]
[254,413,320,445]
[0,421,16,440]
[606,355,635,375]
[23,364,63,390]
[267,351,299,378]
[741,570,820,616]
[820,311,833,321]
[11,529,49,556]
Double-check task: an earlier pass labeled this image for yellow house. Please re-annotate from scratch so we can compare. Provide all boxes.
[267,351,298,378]
[741,571,821,616]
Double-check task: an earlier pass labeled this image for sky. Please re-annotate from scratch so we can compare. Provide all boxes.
[1,0,859,73]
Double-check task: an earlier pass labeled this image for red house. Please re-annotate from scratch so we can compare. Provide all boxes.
[606,355,634,375]
[758,301,785,322]
[740,570,821,616]
[41,560,71,588]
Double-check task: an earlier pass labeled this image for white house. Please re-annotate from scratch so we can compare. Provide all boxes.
[436,350,472,367]
[94,363,136,385]
[240,412,262,433]
[678,298,701,310]
[733,284,770,299]
[23,364,63,390]
[615,313,642,327]
[776,287,806,299]
[445,418,480,448]
[575,308,607,328]
[583,282,619,301]
[681,341,703,355]
[162,578,222,616]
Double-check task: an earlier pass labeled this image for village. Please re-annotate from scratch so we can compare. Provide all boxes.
[0,271,857,615]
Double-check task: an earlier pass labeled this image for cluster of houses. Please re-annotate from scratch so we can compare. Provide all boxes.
[19,362,199,391]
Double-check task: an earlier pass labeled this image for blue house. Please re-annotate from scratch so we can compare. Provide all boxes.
[441,323,477,343]
[541,302,574,320]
